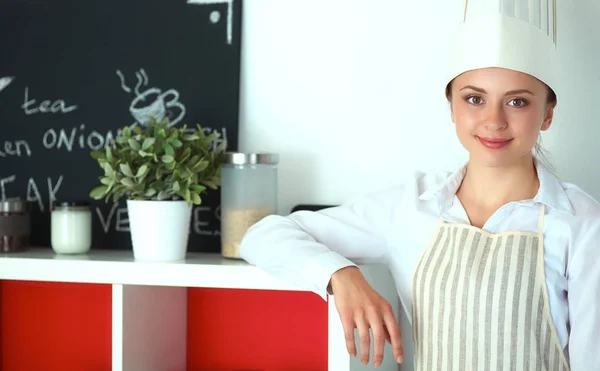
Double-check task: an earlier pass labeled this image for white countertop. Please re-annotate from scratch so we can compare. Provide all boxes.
[0,248,307,291]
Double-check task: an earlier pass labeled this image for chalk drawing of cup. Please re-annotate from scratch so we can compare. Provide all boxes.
[129,88,186,127]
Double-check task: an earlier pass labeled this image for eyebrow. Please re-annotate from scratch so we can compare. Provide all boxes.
[459,85,536,96]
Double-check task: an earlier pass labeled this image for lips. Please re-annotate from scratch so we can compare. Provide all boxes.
[477,136,513,149]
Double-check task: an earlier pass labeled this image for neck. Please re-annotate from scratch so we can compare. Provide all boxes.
[457,156,540,210]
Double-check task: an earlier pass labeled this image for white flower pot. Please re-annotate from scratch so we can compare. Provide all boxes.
[126,199,192,261]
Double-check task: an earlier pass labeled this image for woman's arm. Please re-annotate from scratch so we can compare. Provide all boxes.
[567,218,600,370]
[239,185,405,300]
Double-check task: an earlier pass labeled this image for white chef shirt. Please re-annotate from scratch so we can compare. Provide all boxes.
[239,162,600,370]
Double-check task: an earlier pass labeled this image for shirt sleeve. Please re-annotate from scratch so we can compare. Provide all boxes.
[239,185,406,300]
[566,218,600,370]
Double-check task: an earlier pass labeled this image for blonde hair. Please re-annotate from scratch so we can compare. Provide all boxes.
[533,137,555,172]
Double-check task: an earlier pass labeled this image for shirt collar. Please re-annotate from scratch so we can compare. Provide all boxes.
[419,161,574,216]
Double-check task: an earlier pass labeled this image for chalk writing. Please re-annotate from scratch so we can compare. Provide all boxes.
[0,76,14,94]
[21,87,77,115]
[0,175,15,200]
[193,205,221,236]
[0,139,31,157]
[187,0,234,45]
[0,175,63,212]
[116,68,186,128]
[26,175,63,212]
[96,203,118,234]
[42,124,118,151]
[95,203,221,236]
[116,208,129,232]
[210,10,220,23]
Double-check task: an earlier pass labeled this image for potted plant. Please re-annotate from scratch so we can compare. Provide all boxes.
[89,116,226,261]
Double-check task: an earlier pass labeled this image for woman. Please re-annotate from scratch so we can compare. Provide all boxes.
[239,1,599,370]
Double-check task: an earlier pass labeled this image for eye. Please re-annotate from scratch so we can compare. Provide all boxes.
[508,98,528,107]
[466,95,484,105]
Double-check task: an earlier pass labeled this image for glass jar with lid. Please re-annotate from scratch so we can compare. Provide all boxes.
[220,152,279,259]
[51,201,92,254]
[0,197,30,252]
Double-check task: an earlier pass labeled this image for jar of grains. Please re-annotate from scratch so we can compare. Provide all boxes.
[0,197,30,252]
[220,152,279,259]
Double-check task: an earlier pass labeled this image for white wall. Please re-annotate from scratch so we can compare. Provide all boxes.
[238,1,600,370]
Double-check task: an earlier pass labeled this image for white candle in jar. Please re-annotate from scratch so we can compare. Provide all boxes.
[51,202,92,254]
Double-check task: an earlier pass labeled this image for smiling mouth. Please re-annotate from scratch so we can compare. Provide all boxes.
[477,136,513,149]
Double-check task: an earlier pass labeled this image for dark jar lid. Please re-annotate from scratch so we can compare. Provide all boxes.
[52,201,91,211]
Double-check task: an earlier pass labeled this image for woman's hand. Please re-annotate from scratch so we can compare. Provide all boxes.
[329,266,404,368]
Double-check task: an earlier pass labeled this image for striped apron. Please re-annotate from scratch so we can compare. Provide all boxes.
[410,205,570,370]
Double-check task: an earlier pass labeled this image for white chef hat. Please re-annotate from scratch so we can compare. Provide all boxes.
[445,0,559,98]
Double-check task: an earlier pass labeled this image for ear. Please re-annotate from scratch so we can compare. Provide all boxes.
[541,103,555,131]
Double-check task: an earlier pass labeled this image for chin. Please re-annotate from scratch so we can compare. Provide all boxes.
[469,150,533,168]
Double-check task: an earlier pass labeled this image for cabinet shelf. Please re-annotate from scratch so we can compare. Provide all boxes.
[0,248,401,371]
[0,248,307,291]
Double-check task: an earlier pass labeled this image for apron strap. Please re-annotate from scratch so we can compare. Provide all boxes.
[537,204,546,235]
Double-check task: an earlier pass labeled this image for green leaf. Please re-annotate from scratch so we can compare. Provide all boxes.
[181,166,192,178]
[190,184,206,193]
[106,146,113,162]
[171,139,183,148]
[193,160,209,172]
[90,185,108,200]
[122,126,131,138]
[173,181,180,192]
[100,177,112,185]
[111,184,127,203]
[120,177,136,188]
[165,160,176,171]
[182,133,199,141]
[161,155,174,163]
[157,190,170,200]
[120,163,134,177]
[178,147,192,163]
[158,128,166,139]
[144,188,157,197]
[163,143,175,157]
[186,155,200,168]
[202,179,219,189]
[142,138,155,151]
[102,162,115,178]
[204,131,220,144]
[91,150,105,160]
[136,164,149,178]
[128,138,141,151]
[191,192,201,205]
[167,130,179,142]
[138,150,150,157]
[184,188,191,202]
[132,126,142,135]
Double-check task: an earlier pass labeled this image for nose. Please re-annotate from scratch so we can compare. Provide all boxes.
[484,102,508,131]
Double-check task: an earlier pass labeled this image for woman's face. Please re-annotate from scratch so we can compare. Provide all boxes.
[449,67,555,168]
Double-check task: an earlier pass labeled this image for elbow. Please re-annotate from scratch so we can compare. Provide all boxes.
[238,214,289,264]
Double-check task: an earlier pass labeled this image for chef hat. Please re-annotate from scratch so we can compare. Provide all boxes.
[446,0,559,98]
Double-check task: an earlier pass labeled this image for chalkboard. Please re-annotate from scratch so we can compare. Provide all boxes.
[0,0,242,253]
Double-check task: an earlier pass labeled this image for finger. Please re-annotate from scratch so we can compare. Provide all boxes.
[340,315,357,358]
[355,316,371,365]
[383,324,391,344]
[383,310,404,364]
[369,316,386,368]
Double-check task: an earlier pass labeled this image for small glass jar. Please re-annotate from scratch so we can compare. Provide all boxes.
[220,152,279,259]
[51,201,92,254]
[0,197,30,252]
